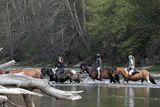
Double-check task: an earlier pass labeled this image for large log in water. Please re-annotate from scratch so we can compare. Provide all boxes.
[0,74,82,100]
[0,60,15,69]
[0,87,43,97]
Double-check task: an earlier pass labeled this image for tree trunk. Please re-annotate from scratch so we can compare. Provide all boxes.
[23,95,36,107]
[0,74,82,100]
[0,60,15,69]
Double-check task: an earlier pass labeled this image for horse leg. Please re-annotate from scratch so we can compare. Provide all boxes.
[123,79,129,84]
[141,78,145,84]
[146,76,151,84]
[126,80,129,84]
[114,74,120,84]
[70,79,73,83]
[109,76,116,83]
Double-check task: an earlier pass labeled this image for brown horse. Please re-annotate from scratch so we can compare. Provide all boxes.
[10,68,43,78]
[0,68,44,79]
[0,69,6,74]
[115,67,156,84]
[80,63,120,83]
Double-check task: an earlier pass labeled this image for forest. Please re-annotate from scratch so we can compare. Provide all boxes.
[0,0,160,67]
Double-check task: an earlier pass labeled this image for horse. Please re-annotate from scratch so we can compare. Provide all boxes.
[41,68,82,83]
[79,63,120,83]
[114,67,156,84]
[0,69,6,74]
[0,68,44,79]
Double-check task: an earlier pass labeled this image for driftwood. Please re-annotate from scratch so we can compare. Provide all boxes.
[23,94,36,107]
[0,60,15,69]
[0,74,82,100]
[0,85,42,105]
[0,87,43,97]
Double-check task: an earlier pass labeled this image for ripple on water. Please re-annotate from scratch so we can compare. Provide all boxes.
[50,79,160,89]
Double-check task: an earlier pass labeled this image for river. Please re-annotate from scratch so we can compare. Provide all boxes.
[3,66,160,107]
[6,79,160,107]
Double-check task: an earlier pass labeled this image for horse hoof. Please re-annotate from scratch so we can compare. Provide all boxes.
[97,78,102,81]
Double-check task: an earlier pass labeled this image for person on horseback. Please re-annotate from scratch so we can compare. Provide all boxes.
[95,53,102,79]
[127,55,137,75]
[55,56,65,78]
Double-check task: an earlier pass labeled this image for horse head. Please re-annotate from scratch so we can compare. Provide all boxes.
[79,63,92,74]
[41,68,54,78]
[111,67,120,84]
[79,63,86,74]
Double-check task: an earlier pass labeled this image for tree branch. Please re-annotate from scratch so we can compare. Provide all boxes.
[0,60,16,69]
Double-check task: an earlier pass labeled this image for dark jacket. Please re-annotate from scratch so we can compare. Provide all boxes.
[95,57,102,68]
[55,59,64,74]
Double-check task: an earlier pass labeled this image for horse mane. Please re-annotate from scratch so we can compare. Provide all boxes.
[79,63,92,69]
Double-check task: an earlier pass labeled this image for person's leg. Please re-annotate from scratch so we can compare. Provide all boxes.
[97,67,101,78]
[129,69,134,75]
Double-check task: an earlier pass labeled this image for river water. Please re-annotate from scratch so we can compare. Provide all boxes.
[6,80,160,107]
[3,67,160,107]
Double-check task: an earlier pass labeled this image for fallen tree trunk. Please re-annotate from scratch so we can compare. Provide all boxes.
[0,60,15,69]
[23,94,36,107]
[0,74,82,100]
[0,87,43,97]
[0,95,8,102]
[0,85,40,107]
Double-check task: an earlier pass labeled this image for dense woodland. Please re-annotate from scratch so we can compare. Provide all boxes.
[0,0,160,67]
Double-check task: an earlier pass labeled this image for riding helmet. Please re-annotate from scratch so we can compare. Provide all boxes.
[96,53,100,57]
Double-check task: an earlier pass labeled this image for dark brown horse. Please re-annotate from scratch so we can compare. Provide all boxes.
[0,68,44,79]
[115,67,156,84]
[41,68,82,83]
[79,64,120,83]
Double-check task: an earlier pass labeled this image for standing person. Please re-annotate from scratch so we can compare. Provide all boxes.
[55,56,65,77]
[95,53,102,79]
[127,55,137,75]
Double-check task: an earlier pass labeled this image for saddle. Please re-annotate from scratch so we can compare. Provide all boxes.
[55,69,65,78]
[126,67,139,75]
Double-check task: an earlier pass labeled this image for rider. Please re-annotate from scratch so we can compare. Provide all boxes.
[127,55,137,75]
[55,56,65,77]
[95,53,102,79]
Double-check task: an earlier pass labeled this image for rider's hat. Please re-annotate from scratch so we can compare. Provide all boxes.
[128,55,133,58]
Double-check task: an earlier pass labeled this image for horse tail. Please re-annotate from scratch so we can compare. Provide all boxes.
[149,74,156,84]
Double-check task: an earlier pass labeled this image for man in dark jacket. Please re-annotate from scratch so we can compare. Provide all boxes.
[95,53,102,79]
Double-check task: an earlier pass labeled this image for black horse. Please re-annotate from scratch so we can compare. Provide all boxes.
[80,63,120,83]
[41,68,82,83]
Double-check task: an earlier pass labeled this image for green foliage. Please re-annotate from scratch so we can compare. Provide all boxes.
[86,0,160,65]
[148,64,160,72]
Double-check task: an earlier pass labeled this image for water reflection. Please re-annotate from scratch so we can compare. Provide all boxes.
[96,85,100,107]
[8,83,160,107]
[124,87,134,107]
[123,86,151,107]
